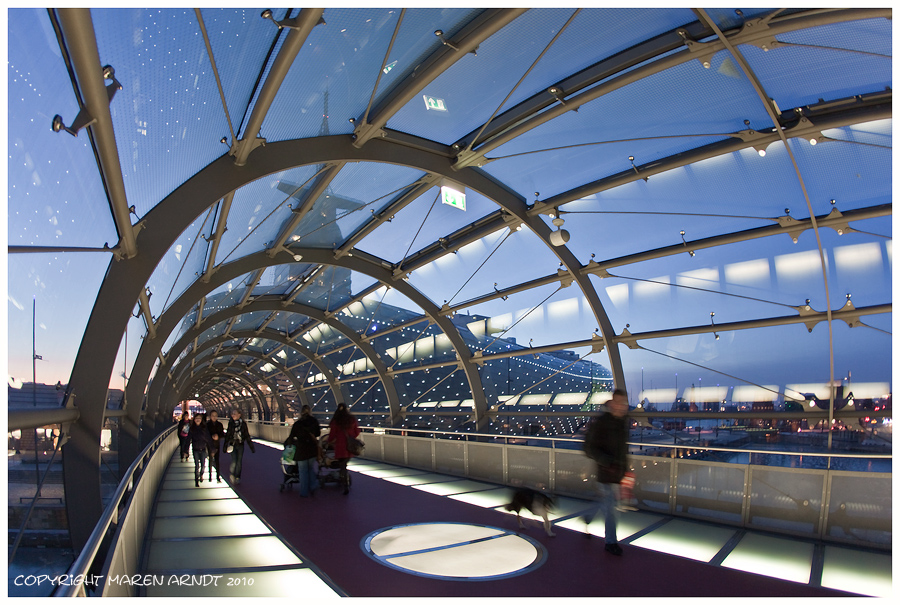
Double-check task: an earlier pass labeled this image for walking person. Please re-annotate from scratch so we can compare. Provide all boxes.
[206,410,226,483]
[225,408,255,484]
[582,388,630,556]
[284,405,321,497]
[176,412,191,462]
[326,403,360,495]
[187,414,214,487]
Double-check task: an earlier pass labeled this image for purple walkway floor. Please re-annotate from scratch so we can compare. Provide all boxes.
[225,445,853,598]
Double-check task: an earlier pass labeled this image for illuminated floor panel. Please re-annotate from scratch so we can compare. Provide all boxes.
[382,473,458,486]
[140,456,340,598]
[145,569,338,598]
[147,535,302,571]
[358,468,432,479]
[448,488,515,508]
[155,498,252,518]
[820,545,892,597]
[554,509,663,540]
[157,487,238,501]
[389,533,541,579]
[629,519,736,561]
[412,479,497,496]
[151,514,271,539]
[721,533,813,584]
[364,523,546,580]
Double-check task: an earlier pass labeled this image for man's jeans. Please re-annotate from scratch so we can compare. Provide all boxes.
[584,482,620,544]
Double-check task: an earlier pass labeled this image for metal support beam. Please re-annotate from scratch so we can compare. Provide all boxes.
[55,9,137,258]
[231,8,325,166]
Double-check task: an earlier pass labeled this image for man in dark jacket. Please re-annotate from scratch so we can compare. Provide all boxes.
[583,388,629,555]
[284,405,321,497]
[206,410,226,483]
[225,408,255,484]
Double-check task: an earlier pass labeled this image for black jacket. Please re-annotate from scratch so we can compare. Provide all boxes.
[225,418,255,453]
[284,415,321,461]
[589,411,628,484]
[187,422,214,452]
[207,420,226,453]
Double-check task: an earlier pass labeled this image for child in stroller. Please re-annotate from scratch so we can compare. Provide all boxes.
[279,448,300,492]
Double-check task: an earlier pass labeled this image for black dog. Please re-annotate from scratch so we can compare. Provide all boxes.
[505,488,556,536]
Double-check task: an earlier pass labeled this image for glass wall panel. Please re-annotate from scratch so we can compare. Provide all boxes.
[8,9,118,249]
[92,8,230,217]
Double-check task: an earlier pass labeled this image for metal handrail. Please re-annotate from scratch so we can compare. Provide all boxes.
[251,421,892,460]
[53,425,177,597]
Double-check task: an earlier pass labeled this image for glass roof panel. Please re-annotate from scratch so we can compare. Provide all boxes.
[145,209,215,319]
[289,265,354,312]
[7,253,110,387]
[231,310,273,333]
[406,226,562,309]
[263,8,403,141]
[288,162,427,248]
[774,17,892,59]
[822,225,892,309]
[91,8,231,217]
[215,165,322,266]
[501,8,699,117]
[196,8,283,135]
[483,51,770,200]
[372,8,484,99]
[8,8,118,248]
[355,185,497,263]
[785,127,891,214]
[738,36,891,111]
[614,324,833,409]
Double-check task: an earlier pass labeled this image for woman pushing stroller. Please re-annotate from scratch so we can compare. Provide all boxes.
[326,403,360,495]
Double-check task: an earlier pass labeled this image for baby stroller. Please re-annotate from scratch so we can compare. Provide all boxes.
[317,433,350,489]
[279,445,299,492]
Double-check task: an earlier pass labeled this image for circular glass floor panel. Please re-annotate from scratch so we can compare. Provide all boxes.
[361,522,547,581]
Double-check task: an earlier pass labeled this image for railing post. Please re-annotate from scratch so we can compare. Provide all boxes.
[741,465,752,526]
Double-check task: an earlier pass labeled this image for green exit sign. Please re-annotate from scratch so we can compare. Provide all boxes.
[441,184,466,211]
[423,95,448,111]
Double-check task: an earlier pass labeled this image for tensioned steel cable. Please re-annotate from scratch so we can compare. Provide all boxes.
[466,8,581,152]
[605,273,800,310]
[505,350,595,402]
[386,320,437,372]
[217,165,330,265]
[488,132,739,160]
[396,189,441,273]
[293,178,430,242]
[195,8,236,143]
[696,8,837,436]
[161,207,215,311]
[774,41,891,60]
[408,366,461,406]
[637,343,805,403]
[563,210,779,222]
[479,284,563,353]
[445,228,514,305]
[361,8,406,126]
